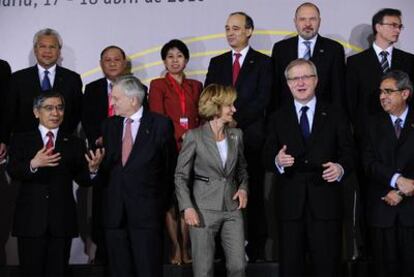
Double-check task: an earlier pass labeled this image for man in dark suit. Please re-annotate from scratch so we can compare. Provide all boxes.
[0,59,11,162]
[362,70,414,277]
[0,59,12,266]
[7,91,103,277]
[346,8,414,137]
[82,45,128,149]
[81,45,128,265]
[271,2,345,110]
[99,75,176,277]
[263,59,354,276]
[204,11,272,262]
[2,28,82,146]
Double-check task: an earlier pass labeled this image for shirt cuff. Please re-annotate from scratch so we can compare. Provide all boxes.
[390,173,401,188]
[30,165,38,173]
[336,163,344,182]
[275,158,285,174]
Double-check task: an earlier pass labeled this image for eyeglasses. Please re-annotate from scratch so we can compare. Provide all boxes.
[287,74,316,83]
[380,23,404,30]
[40,105,65,112]
[378,88,402,95]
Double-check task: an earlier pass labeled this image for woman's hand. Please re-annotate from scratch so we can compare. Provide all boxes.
[233,189,248,209]
[184,208,200,227]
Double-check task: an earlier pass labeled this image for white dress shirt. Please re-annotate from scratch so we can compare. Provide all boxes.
[37,64,56,87]
[123,106,143,143]
[298,35,318,59]
[232,45,250,67]
[373,42,393,67]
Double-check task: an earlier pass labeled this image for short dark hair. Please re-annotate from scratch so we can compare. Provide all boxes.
[382,70,413,95]
[33,90,65,110]
[160,39,190,60]
[229,11,254,30]
[100,45,126,60]
[372,8,401,35]
[295,2,320,18]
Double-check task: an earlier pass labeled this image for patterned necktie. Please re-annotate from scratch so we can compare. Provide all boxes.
[41,70,52,91]
[380,51,390,74]
[232,53,242,86]
[122,118,133,166]
[300,106,310,140]
[45,131,54,153]
[303,41,312,60]
[107,82,114,117]
[394,118,402,139]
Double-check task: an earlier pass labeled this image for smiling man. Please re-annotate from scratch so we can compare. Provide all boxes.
[7,91,103,277]
[362,70,414,277]
[2,28,83,147]
[204,11,273,262]
[271,2,345,111]
[263,59,354,277]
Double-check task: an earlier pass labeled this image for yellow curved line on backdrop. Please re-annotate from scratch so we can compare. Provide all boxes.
[81,30,363,79]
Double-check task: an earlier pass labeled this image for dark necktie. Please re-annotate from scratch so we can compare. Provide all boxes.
[41,70,52,91]
[300,106,310,140]
[303,41,311,60]
[380,51,390,74]
[232,53,242,86]
[122,118,133,166]
[45,131,54,153]
[394,118,402,139]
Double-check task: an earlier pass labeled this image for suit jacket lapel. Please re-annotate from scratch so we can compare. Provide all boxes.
[311,36,324,64]
[398,108,414,145]
[391,49,404,71]
[235,48,255,87]
[223,51,233,85]
[307,101,328,147]
[368,47,383,76]
[31,66,42,94]
[285,103,306,153]
[223,128,237,175]
[201,123,225,174]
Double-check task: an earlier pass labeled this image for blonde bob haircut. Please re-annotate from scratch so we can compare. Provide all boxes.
[198,84,237,120]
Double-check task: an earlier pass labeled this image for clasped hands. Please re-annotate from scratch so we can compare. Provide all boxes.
[276,145,342,182]
[30,146,105,173]
[382,176,414,206]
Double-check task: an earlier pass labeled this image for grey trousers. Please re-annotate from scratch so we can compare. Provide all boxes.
[190,209,246,277]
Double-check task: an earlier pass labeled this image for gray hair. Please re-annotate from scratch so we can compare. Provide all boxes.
[382,70,413,94]
[113,75,146,104]
[33,28,63,49]
[33,90,65,109]
[284,58,318,79]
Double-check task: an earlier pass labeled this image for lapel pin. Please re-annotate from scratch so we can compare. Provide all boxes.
[319,49,324,53]
[322,112,327,116]
[249,60,254,64]
[146,129,150,134]
[63,138,69,141]
[411,123,414,128]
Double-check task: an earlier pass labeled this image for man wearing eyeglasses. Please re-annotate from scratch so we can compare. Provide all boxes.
[263,59,354,277]
[271,2,345,111]
[346,8,414,138]
[7,91,104,277]
[362,70,414,277]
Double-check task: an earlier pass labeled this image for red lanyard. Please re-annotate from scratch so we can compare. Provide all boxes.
[167,73,186,115]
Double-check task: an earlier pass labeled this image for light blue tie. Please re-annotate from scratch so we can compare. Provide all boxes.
[303,41,311,60]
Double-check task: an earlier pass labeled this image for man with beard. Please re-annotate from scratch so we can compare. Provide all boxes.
[271,2,345,111]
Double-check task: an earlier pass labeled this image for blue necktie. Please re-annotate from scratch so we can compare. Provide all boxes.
[300,106,310,140]
[394,118,402,138]
[303,41,311,60]
[41,70,51,91]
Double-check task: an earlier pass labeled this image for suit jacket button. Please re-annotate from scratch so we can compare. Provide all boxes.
[304,160,309,164]
[45,195,49,199]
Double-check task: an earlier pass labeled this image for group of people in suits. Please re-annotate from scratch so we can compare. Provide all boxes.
[0,1,414,277]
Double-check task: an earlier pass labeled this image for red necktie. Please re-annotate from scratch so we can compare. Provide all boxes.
[232,53,242,86]
[45,131,54,153]
[108,83,114,117]
[122,118,133,166]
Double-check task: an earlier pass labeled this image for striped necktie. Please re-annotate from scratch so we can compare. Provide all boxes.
[380,51,390,74]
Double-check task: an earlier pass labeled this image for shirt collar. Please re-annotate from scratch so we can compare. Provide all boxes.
[37,64,57,74]
[38,124,59,140]
[294,96,317,115]
[232,45,250,57]
[124,106,143,123]
[373,42,394,57]
[298,34,318,47]
[390,106,409,127]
